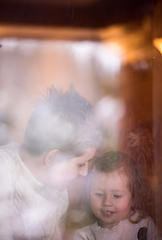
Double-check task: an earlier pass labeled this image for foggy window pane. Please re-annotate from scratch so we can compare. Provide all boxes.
[0,0,162,239]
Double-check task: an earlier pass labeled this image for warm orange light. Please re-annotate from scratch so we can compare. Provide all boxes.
[153,38,162,54]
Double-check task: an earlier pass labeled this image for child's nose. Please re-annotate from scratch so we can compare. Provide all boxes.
[102,196,113,206]
[79,163,88,176]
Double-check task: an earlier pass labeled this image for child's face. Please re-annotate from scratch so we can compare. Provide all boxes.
[90,169,132,229]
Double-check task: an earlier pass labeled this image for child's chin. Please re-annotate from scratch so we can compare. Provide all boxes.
[99,219,119,229]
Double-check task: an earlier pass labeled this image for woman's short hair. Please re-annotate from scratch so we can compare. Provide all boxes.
[23,85,105,157]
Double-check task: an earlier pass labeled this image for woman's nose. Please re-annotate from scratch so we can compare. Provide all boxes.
[102,196,113,206]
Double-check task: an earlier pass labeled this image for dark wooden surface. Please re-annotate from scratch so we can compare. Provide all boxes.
[0,0,153,28]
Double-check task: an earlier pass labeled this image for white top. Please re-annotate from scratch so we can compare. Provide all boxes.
[0,143,69,240]
[73,214,162,240]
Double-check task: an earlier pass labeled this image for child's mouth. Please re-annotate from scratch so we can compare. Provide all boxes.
[101,210,115,217]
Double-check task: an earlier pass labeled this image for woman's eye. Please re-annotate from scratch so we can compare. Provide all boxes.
[79,163,86,168]
[114,195,121,198]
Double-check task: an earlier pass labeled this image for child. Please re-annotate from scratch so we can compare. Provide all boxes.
[0,85,105,240]
[73,151,161,240]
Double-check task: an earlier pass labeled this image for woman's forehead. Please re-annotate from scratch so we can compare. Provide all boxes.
[72,147,96,163]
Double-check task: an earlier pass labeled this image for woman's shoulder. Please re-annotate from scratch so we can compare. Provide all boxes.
[0,142,19,168]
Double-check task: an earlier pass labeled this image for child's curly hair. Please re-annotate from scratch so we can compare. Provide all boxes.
[122,120,154,191]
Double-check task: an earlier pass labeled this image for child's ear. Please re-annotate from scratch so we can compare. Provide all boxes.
[44,149,60,166]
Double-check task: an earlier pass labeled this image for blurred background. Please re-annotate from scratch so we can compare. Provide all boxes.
[0,0,162,238]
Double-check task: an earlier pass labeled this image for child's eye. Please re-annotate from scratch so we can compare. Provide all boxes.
[95,193,103,197]
[114,195,121,198]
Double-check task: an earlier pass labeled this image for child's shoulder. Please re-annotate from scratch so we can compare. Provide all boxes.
[128,211,162,240]
[131,211,153,224]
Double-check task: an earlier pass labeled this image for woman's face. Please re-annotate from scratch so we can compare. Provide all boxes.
[90,169,132,228]
[44,147,96,191]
